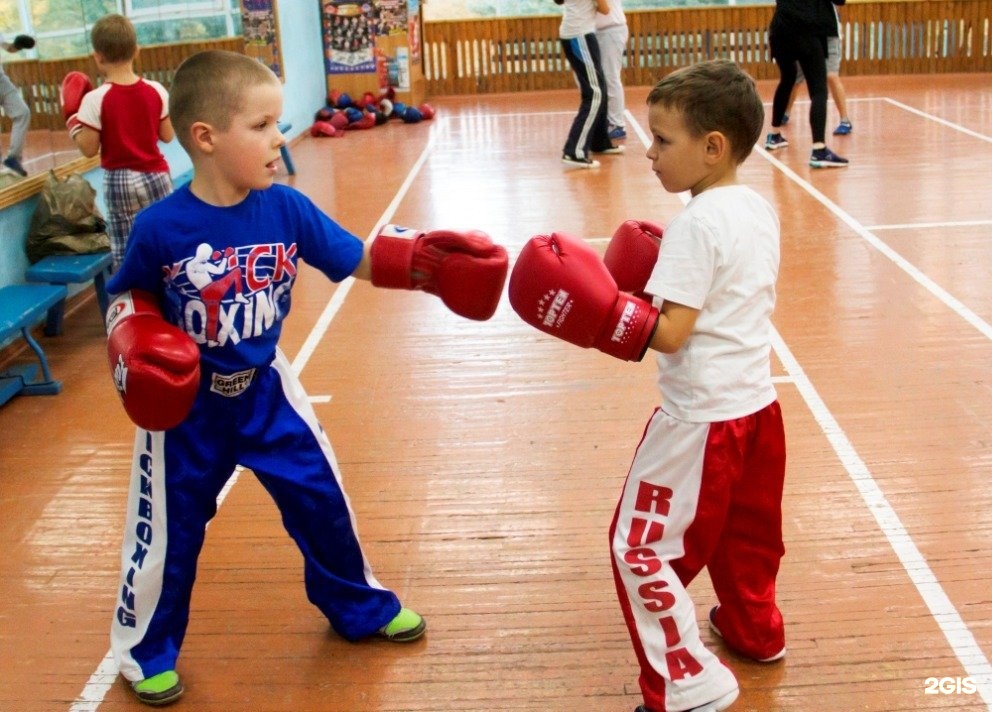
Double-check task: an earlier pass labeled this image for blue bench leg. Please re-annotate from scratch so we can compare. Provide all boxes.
[18,326,61,395]
[44,298,66,337]
[94,269,110,321]
[280,144,296,176]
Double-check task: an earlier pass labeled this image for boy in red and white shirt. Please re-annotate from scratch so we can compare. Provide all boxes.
[68,14,174,269]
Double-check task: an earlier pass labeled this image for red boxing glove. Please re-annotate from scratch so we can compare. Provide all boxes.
[508,233,658,362]
[61,71,93,138]
[106,290,201,431]
[370,224,509,321]
[310,120,338,137]
[603,219,664,297]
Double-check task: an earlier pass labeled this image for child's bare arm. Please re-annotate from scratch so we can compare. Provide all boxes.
[159,116,175,143]
[648,301,699,354]
[73,127,101,157]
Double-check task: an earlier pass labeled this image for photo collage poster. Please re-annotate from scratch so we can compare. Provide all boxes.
[240,0,284,79]
[321,0,419,78]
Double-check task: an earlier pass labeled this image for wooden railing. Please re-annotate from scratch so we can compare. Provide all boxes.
[3,37,243,132]
[422,0,992,96]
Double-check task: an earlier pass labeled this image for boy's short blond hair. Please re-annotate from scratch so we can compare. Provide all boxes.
[170,50,280,154]
[91,14,138,64]
[647,59,764,165]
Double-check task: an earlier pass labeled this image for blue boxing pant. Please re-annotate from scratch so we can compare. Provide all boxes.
[111,348,400,683]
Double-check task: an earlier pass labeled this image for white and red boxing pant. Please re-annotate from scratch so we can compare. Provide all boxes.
[610,402,786,711]
[110,348,401,684]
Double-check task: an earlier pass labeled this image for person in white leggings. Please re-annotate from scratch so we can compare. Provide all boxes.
[595,0,629,141]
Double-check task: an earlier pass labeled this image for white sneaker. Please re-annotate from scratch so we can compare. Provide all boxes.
[709,605,786,663]
[688,688,740,711]
[634,689,739,712]
[561,154,600,169]
[595,145,624,155]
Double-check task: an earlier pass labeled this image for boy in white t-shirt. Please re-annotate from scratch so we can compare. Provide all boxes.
[508,59,785,712]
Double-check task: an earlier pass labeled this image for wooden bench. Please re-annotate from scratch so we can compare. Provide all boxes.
[0,284,67,406]
[25,252,113,336]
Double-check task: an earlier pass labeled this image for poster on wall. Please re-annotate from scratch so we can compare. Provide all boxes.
[321,1,377,74]
[375,0,407,36]
[407,0,420,63]
[240,0,284,80]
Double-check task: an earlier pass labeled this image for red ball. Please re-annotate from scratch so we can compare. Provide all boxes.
[418,103,435,120]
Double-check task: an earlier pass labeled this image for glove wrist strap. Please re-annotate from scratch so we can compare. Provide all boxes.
[370,232,418,290]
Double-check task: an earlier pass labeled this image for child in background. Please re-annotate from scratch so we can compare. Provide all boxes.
[782,2,853,136]
[595,0,629,141]
[0,32,35,177]
[62,14,173,269]
[555,0,622,168]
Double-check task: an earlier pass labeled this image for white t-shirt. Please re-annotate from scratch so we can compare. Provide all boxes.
[559,0,598,39]
[595,0,626,31]
[645,185,780,423]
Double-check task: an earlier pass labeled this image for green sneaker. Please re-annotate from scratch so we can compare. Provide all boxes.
[378,607,426,642]
[131,670,184,706]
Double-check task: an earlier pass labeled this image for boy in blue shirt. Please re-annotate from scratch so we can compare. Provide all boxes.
[104,49,507,706]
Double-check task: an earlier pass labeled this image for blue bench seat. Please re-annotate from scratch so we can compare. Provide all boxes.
[25,252,113,335]
[0,284,67,406]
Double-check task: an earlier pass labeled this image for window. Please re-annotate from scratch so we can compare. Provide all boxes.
[4,0,241,60]
[125,0,228,19]
[423,0,769,21]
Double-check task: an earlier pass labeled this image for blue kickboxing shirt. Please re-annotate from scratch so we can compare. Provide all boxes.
[107,183,364,375]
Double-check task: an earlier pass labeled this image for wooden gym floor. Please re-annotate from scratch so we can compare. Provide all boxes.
[1,73,991,712]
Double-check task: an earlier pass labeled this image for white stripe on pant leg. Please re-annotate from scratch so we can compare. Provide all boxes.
[574,34,603,159]
[111,428,169,683]
[613,411,737,710]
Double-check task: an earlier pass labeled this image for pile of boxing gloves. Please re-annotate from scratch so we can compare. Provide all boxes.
[105,221,663,432]
[310,86,435,138]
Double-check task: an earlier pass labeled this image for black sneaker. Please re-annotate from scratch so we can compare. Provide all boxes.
[561,154,600,169]
[2,156,27,177]
[764,133,788,151]
[809,146,849,168]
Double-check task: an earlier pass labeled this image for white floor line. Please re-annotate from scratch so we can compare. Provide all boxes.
[771,328,992,707]
[884,97,992,143]
[70,126,439,712]
[637,116,992,707]
[866,219,992,231]
[753,147,992,341]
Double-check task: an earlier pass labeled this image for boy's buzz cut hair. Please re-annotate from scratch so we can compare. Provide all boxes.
[647,59,764,165]
[90,14,137,64]
[170,50,280,153]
